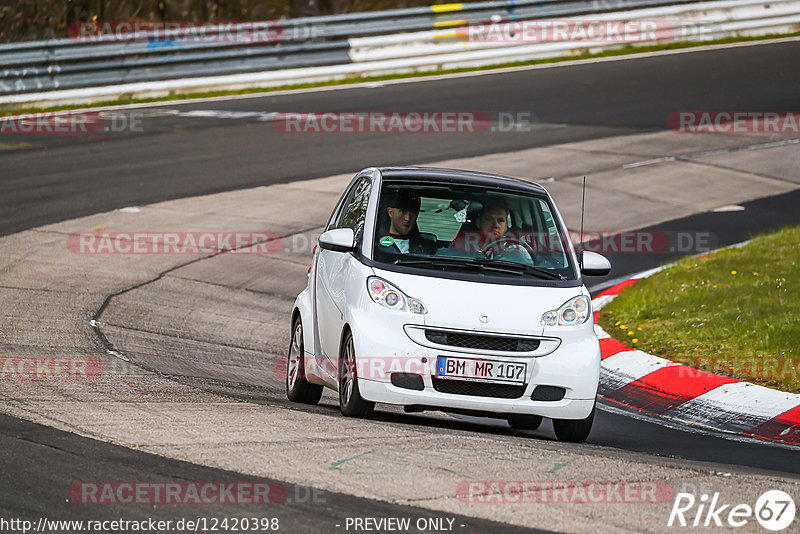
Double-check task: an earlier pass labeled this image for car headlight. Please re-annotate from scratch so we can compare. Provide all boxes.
[541,295,591,326]
[367,276,427,314]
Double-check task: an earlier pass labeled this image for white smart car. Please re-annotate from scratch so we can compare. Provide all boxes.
[287,167,610,442]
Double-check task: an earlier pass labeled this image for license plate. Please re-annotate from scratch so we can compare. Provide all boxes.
[436,356,526,385]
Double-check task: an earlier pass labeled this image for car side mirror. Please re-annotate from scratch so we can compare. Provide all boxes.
[580,251,611,276]
[319,228,356,253]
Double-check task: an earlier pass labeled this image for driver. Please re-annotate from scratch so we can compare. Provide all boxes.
[476,204,509,241]
[452,201,518,253]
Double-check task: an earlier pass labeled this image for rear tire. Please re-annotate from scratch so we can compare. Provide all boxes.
[506,414,543,431]
[286,317,323,404]
[338,331,375,418]
[553,404,595,443]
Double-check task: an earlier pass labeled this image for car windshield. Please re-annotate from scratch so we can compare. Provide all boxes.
[372,181,577,280]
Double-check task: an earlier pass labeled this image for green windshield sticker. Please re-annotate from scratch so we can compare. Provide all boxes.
[380,236,395,246]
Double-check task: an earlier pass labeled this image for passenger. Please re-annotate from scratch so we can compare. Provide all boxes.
[379,190,437,255]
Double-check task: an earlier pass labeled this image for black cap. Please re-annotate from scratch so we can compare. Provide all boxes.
[388,189,421,212]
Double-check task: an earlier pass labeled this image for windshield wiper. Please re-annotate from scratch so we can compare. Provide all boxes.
[394,256,564,279]
[396,256,522,276]
[472,258,565,280]
[393,257,485,271]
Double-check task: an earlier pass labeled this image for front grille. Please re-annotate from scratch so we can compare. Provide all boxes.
[425,329,540,352]
[431,377,526,399]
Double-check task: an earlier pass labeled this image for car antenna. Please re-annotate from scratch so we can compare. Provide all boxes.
[579,176,586,267]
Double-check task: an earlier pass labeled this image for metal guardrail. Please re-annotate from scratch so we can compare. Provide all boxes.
[0,0,798,99]
[0,0,717,95]
[349,0,800,62]
[1,0,695,56]
[1,0,686,70]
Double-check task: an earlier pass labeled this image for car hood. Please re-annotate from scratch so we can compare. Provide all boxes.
[372,267,585,337]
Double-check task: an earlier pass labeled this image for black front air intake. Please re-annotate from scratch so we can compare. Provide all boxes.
[391,373,425,391]
[431,377,526,399]
[531,385,566,401]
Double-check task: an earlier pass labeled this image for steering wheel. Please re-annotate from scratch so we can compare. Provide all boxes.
[484,235,563,270]
[483,235,536,263]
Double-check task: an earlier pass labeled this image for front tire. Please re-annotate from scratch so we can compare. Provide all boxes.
[338,331,375,418]
[286,317,323,404]
[553,404,595,443]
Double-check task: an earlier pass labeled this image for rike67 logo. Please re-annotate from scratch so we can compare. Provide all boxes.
[668,490,795,531]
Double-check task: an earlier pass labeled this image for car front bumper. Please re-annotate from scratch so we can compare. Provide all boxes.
[352,314,600,420]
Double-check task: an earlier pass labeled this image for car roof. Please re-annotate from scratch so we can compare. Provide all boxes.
[377,167,548,195]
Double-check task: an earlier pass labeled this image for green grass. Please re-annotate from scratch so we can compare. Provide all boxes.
[2,31,799,115]
[597,225,800,393]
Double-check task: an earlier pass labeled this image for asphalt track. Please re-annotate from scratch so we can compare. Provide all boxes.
[0,414,537,533]
[2,40,800,529]
[2,39,799,236]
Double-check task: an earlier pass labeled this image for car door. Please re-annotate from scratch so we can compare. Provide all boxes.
[314,176,373,377]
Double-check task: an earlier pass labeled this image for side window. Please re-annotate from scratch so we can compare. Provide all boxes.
[335,178,372,241]
[537,199,568,265]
